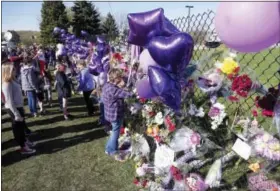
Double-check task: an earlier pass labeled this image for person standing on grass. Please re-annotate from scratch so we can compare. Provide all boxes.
[76,60,95,116]
[21,56,40,117]
[102,68,133,161]
[2,63,36,154]
[43,69,53,107]
[56,63,73,120]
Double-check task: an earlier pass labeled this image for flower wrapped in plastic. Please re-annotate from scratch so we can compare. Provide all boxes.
[129,134,150,161]
[215,52,240,78]
[248,172,280,191]
[169,127,201,153]
[250,131,280,161]
[185,173,208,191]
[228,67,267,102]
[208,102,227,130]
[255,86,279,117]
[205,151,237,188]
[196,69,224,96]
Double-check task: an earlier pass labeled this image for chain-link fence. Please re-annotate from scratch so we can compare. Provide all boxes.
[169,10,280,189]
[171,10,280,117]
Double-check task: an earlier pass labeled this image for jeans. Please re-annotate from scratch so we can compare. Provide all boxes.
[99,102,105,124]
[83,90,94,115]
[26,90,37,114]
[6,107,30,147]
[105,119,123,154]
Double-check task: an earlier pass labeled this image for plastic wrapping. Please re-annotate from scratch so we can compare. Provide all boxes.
[169,128,201,153]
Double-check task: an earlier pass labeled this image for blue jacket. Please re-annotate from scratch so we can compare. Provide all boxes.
[77,68,95,92]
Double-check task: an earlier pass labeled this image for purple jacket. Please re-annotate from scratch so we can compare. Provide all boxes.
[102,82,132,122]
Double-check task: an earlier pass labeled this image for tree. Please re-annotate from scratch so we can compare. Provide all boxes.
[71,1,101,37]
[101,13,119,42]
[40,1,69,45]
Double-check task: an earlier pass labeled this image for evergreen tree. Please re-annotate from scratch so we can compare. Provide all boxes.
[40,1,69,45]
[101,13,119,42]
[71,1,101,37]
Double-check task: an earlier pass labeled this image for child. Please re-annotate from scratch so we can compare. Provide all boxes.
[76,60,95,116]
[21,56,40,117]
[43,69,53,107]
[55,63,73,120]
[102,68,132,161]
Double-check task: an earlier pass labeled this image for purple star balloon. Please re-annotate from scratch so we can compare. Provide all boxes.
[147,32,194,74]
[148,66,181,111]
[127,8,165,46]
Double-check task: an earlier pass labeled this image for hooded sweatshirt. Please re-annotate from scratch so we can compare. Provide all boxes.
[21,65,39,91]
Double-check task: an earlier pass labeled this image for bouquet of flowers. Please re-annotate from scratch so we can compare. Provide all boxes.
[248,173,280,191]
[208,102,227,130]
[250,132,280,161]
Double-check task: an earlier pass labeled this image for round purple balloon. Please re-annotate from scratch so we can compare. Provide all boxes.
[53,27,61,34]
[215,2,280,53]
[136,78,157,99]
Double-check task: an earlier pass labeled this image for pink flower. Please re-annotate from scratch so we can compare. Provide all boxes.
[190,133,201,145]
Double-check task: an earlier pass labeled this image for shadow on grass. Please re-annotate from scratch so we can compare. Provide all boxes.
[2,119,100,151]
[2,125,107,167]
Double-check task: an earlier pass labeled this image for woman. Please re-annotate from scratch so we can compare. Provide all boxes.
[56,63,73,120]
[77,61,95,116]
[2,63,36,154]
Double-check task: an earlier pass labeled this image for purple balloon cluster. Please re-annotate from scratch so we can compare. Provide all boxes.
[53,27,90,59]
[129,8,194,111]
[88,35,111,75]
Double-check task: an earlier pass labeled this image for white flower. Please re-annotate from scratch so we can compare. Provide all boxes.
[143,105,153,113]
[196,107,205,117]
[188,104,197,116]
[188,104,205,118]
[229,52,237,58]
[154,112,164,125]
[214,61,223,69]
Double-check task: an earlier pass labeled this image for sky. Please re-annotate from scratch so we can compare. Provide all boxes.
[1,1,219,32]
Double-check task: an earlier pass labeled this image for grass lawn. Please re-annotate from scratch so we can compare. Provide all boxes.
[1,95,137,191]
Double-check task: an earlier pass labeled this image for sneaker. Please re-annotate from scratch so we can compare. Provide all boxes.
[64,114,74,120]
[33,113,38,118]
[25,140,36,147]
[20,145,36,155]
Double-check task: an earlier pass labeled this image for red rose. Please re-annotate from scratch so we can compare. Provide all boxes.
[168,124,176,132]
[148,112,156,117]
[139,98,146,103]
[229,96,239,102]
[170,166,183,181]
[142,180,148,188]
[262,110,274,117]
[120,127,125,135]
[133,178,139,185]
[154,135,162,143]
[233,66,240,74]
[252,110,258,117]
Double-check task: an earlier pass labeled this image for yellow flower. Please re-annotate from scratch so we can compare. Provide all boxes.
[220,57,239,75]
[269,143,280,151]
[248,162,260,172]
